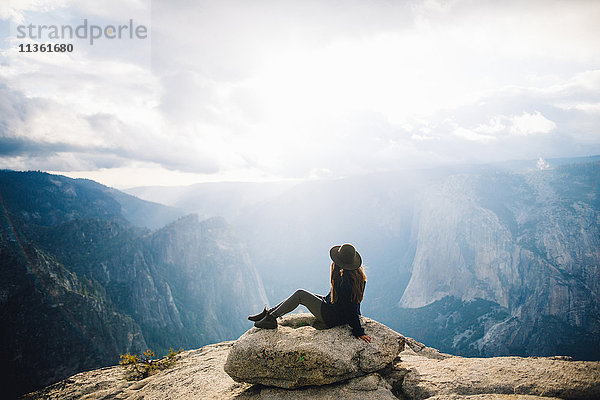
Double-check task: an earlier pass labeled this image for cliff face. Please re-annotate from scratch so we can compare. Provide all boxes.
[0,171,267,398]
[130,215,268,351]
[0,233,147,398]
[399,163,600,358]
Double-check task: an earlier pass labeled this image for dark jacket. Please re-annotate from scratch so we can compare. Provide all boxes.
[320,276,365,337]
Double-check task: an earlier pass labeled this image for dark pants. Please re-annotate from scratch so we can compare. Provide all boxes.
[270,289,326,322]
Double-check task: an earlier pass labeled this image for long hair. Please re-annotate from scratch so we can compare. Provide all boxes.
[330,262,367,303]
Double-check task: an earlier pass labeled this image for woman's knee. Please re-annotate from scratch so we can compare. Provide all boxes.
[294,289,310,300]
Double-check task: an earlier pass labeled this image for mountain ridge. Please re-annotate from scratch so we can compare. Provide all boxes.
[124,156,600,360]
[0,170,267,398]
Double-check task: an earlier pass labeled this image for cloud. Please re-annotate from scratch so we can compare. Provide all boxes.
[459,111,556,139]
[473,116,506,136]
[0,0,69,23]
[0,83,221,173]
[453,126,497,144]
[1,0,600,186]
[508,111,556,136]
[0,136,95,157]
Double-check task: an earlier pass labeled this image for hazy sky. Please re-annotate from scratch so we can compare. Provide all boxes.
[1,0,599,188]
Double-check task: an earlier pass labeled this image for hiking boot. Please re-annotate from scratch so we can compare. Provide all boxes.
[248,307,268,322]
[254,312,277,329]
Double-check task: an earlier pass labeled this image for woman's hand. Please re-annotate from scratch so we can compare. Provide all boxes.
[357,334,372,343]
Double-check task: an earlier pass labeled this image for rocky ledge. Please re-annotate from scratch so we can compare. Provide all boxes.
[24,314,600,400]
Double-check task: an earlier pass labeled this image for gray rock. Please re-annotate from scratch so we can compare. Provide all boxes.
[400,352,600,400]
[223,313,405,388]
[24,341,251,400]
[244,373,398,400]
[403,336,453,360]
[23,341,400,400]
[24,337,600,400]
[426,396,562,400]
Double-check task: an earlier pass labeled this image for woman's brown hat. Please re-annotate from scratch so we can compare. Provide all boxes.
[330,243,362,270]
